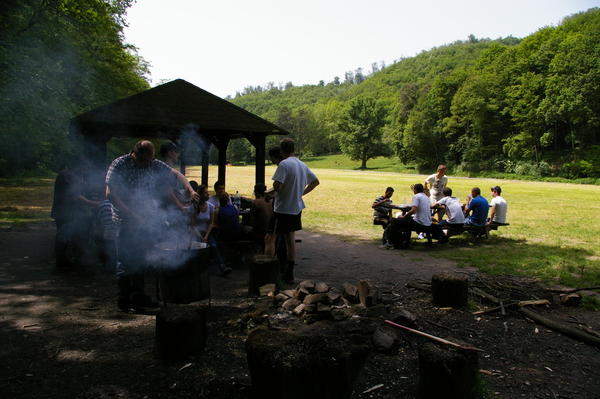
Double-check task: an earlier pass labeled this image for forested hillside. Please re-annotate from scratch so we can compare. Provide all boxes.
[0,0,150,176]
[231,8,600,181]
[1,3,598,182]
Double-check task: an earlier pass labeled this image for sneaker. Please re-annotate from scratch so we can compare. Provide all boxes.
[132,294,159,308]
[283,274,295,284]
[220,264,232,277]
[417,233,425,239]
[117,299,143,314]
[378,243,394,250]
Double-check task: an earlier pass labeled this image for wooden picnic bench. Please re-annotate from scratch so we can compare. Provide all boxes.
[444,222,510,240]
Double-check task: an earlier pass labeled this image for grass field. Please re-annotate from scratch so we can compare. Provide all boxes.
[185,165,600,291]
[2,163,599,292]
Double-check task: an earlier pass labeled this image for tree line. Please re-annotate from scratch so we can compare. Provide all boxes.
[230,8,600,181]
[0,0,149,176]
[1,3,598,182]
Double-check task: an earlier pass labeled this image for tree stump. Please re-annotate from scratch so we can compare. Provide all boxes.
[248,255,280,296]
[431,274,469,308]
[418,342,482,399]
[154,305,207,361]
[245,325,372,399]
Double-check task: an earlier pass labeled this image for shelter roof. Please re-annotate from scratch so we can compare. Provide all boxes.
[70,79,288,140]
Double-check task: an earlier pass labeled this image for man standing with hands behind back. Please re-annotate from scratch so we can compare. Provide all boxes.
[264,138,320,284]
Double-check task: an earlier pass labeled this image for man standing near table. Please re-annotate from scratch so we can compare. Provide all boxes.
[424,165,448,222]
[488,185,508,224]
[106,140,199,313]
[464,187,489,227]
[264,138,320,284]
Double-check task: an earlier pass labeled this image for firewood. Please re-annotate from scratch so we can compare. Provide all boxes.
[517,307,600,348]
[342,282,358,302]
[314,282,329,293]
[406,281,431,292]
[358,280,371,306]
[470,287,499,303]
[560,293,582,306]
[431,274,469,308]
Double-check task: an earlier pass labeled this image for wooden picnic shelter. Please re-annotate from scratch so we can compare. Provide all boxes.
[69,79,289,195]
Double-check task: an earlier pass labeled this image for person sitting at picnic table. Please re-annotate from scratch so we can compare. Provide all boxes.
[381,183,446,249]
[241,183,272,245]
[464,187,489,227]
[432,187,465,228]
[487,185,508,225]
[372,187,400,229]
[193,184,231,276]
[217,192,240,242]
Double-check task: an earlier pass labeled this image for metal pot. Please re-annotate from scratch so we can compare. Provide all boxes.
[153,241,210,304]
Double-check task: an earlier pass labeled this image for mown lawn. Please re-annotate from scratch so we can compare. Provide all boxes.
[186,165,600,290]
[2,164,599,291]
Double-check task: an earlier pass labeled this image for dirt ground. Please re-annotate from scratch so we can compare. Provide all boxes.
[1,222,599,399]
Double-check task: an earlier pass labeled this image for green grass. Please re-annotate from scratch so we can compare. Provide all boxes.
[186,164,600,290]
[3,159,600,292]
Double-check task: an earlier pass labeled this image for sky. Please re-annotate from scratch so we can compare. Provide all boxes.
[123,0,599,99]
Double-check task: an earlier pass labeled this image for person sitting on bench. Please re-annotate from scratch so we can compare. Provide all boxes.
[464,187,489,227]
[381,184,446,249]
[432,187,465,228]
[372,187,398,229]
[487,185,507,225]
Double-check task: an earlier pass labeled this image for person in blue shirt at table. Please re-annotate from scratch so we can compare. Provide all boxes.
[463,187,489,227]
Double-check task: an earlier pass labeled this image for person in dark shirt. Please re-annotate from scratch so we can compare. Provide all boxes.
[217,192,240,242]
[51,157,99,268]
[464,187,489,227]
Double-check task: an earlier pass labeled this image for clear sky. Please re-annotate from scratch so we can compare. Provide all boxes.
[123,0,599,99]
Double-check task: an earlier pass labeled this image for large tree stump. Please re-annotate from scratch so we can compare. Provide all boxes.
[419,342,482,399]
[154,305,207,361]
[248,255,280,296]
[431,274,469,308]
[245,324,372,399]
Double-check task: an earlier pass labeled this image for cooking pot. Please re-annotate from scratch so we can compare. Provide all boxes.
[153,241,210,304]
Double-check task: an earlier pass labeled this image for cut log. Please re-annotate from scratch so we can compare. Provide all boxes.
[248,255,280,296]
[245,325,372,399]
[357,280,371,306]
[431,274,469,308]
[419,342,482,399]
[342,282,358,302]
[154,305,207,361]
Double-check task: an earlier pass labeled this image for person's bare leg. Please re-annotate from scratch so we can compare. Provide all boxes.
[283,231,296,283]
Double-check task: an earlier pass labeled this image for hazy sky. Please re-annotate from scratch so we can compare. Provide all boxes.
[123,0,599,98]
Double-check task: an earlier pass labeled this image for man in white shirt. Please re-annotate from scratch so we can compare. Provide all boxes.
[424,165,448,221]
[433,187,465,228]
[488,185,508,224]
[382,183,447,248]
[264,138,320,284]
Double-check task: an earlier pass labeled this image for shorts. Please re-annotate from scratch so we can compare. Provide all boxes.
[267,211,302,235]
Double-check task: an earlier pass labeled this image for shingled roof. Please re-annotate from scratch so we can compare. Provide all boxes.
[70,78,288,139]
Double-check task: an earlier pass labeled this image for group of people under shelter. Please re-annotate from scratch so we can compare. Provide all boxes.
[372,165,508,249]
[51,137,319,314]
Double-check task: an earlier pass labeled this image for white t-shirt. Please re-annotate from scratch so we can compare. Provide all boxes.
[411,192,432,226]
[436,196,465,224]
[425,174,448,202]
[490,196,508,223]
[272,157,318,215]
[208,194,231,209]
[195,202,215,232]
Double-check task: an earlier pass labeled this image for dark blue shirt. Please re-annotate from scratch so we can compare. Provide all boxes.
[465,196,489,226]
[217,204,240,241]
